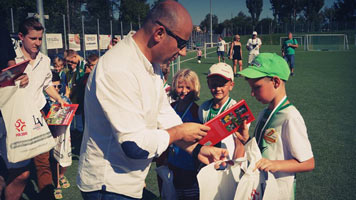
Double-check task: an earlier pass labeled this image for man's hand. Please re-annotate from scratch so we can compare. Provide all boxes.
[168,122,209,144]
[15,74,29,88]
[198,145,229,165]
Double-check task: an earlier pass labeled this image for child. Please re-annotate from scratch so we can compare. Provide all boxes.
[167,68,201,200]
[198,63,245,160]
[196,48,202,63]
[237,53,315,199]
[43,72,72,199]
[53,57,69,97]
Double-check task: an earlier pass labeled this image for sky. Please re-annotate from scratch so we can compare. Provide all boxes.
[147,0,337,25]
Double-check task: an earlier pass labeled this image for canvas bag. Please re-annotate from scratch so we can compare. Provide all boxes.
[0,86,55,163]
[155,165,177,200]
[197,157,246,200]
[52,125,72,167]
[234,138,279,200]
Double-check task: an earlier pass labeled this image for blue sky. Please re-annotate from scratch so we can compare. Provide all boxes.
[147,0,337,25]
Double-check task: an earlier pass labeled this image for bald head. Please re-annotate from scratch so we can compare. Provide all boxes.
[144,0,192,39]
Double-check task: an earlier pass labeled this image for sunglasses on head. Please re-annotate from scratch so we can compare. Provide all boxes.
[156,21,189,50]
[53,84,62,89]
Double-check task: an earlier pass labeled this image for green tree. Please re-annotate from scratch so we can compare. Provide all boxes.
[333,0,356,22]
[246,0,263,30]
[199,14,219,33]
[302,0,324,31]
[119,0,150,33]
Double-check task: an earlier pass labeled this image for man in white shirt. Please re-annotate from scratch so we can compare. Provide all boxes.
[217,36,226,62]
[246,31,262,64]
[77,1,229,199]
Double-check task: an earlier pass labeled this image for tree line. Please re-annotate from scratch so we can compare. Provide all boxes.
[0,0,355,35]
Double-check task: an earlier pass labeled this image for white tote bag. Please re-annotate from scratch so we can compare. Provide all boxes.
[197,158,245,200]
[155,165,177,200]
[0,87,55,163]
[52,125,72,167]
[234,138,279,200]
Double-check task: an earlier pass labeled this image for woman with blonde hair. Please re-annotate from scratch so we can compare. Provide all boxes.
[229,34,243,76]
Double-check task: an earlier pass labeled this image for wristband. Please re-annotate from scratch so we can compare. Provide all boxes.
[192,144,203,160]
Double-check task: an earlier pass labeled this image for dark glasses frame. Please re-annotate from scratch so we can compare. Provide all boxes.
[156,21,188,50]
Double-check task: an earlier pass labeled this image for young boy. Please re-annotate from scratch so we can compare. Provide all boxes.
[198,63,244,159]
[237,53,314,199]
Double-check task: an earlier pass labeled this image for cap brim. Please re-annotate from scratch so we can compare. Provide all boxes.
[237,68,267,79]
[207,73,233,81]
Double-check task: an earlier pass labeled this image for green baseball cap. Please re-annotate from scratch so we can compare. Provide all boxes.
[238,53,290,81]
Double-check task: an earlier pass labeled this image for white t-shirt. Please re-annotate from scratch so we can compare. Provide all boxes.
[217,40,226,52]
[77,34,182,198]
[246,38,262,55]
[255,105,313,199]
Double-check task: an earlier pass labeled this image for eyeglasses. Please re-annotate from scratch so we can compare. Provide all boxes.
[53,84,62,89]
[156,21,189,50]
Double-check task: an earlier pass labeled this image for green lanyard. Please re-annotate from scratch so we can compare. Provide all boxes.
[255,96,288,147]
[205,97,231,123]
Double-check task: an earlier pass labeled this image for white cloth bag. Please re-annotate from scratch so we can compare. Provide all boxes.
[155,165,177,200]
[52,125,72,167]
[0,86,55,163]
[197,158,246,200]
[234,138,279,200]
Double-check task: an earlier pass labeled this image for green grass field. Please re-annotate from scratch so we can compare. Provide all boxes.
[23,45,356,200]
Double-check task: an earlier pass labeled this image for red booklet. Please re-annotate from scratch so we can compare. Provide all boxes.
[199,99,255,146]
[0,60,30,87]
[45,104,79,126]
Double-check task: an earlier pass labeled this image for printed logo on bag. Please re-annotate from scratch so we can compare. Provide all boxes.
[32,115,44,130]
[263,128,278,144]
[249,189,260,200]
[15,119,28,136]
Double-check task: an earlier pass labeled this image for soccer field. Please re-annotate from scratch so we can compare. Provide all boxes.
[25,45,356,200]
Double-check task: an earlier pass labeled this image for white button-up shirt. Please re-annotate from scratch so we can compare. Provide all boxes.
[15,48,52,110]
[77,34,182,198]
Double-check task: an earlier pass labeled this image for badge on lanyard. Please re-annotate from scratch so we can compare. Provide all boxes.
[263,128,278,144]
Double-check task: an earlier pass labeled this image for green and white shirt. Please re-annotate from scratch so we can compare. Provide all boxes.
[254,97,313,199]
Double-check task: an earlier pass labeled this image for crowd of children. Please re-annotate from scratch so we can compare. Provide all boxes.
[161,47,314,199]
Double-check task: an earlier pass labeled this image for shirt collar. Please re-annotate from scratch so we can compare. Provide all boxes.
[128,34,155,75]
[16,47,44,70]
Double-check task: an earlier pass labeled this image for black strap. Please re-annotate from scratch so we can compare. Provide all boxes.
[192,144,203,160]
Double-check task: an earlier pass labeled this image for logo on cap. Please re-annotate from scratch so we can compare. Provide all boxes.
[251,60,261,68]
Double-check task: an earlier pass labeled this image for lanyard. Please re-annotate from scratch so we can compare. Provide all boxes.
[174,102,193,121]
[255,96,288,146]
[204,97,231,123]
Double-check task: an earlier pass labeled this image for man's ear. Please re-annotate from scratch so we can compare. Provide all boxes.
[153,26,165,43]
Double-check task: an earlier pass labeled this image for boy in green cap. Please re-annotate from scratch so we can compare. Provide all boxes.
[236,53,315,199]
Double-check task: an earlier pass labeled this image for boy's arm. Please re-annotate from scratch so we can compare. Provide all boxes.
[255,157,315,173]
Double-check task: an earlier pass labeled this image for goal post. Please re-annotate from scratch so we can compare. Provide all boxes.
[304,34,349,51]
[204,42,217,58]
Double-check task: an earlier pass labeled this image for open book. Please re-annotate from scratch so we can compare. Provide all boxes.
[199,99,255,146]
[45,104,79,126]
[0,60,30,87]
